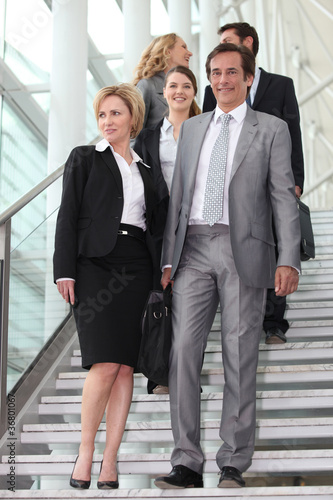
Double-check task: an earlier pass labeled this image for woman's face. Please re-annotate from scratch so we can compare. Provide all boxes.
[98,95,133,146]
[167,37,192,68]
[164,72,196,114]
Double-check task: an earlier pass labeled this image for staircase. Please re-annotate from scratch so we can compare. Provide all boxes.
[0,210,332,499]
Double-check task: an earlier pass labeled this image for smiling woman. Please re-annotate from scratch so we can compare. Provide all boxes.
[134,66,200,394]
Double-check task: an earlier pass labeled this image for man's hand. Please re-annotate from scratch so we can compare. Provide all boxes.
[295,186,302,199]
[57,280,75,305]
[161,267,173,290]
[275,266,299,296]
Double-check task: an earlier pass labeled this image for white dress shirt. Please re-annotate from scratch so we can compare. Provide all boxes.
[159,117,178,191]
[189,102,247,226]
[248,65,261,106]
[96,138,147,231]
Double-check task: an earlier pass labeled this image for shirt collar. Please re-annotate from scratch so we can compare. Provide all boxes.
[213,101,247,125]
[95,138,110,151]
[162,117,173,132]
[95,138,144,165]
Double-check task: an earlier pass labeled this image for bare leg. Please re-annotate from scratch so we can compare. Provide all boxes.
[72,362,121,481]
[99,364,134,481]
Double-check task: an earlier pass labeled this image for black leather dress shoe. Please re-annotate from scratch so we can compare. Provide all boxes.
[154,464,203,489]
[69,456,91,489]
[218,466,245,488]
[265,327,287,344]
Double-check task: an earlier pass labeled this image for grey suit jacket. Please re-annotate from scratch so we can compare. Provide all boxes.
[136,72,168,129]
[161,107,301,289]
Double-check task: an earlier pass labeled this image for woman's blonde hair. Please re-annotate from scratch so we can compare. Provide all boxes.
[133,33,179,84]
[93,83,145,139]
[164,66,201,118]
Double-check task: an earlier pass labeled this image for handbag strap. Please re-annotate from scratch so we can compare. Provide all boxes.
[163,283,172,310]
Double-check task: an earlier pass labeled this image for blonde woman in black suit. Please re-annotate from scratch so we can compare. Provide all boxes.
[134,34,193,129]
[54,84,168,489]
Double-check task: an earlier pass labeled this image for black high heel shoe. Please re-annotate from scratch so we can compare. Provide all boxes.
[69,456,91,489]
[97,460,119,489]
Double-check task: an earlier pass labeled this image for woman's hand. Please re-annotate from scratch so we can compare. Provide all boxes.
[57,280,75,305]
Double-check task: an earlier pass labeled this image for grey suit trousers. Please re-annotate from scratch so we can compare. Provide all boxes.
[169,225,266,474]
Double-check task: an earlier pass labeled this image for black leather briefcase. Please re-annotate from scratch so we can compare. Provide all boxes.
[297,199,315,261]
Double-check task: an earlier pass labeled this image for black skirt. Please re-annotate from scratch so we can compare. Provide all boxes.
[73,234,153,370]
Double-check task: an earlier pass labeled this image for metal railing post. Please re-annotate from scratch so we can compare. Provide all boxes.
[0,219,11,439]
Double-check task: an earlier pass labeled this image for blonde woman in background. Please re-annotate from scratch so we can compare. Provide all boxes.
[133,33,193,129]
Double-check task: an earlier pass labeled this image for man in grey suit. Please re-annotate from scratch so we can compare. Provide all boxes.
[154,43,300,489]
[203,22,304,345]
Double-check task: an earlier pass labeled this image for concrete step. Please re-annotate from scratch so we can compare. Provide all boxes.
[1,449,332,476]
[20,417,333,445]
[38,389,333,415]
[204,341,333,364]
[300,254,333,267]
[288,288,333,302]
[208,321,333,340]
[55,363,333,391]
[69,341,333,368]
[312,243,333,255]
[0,485,332,499]
[285,302,333,321]
[286,322,333,339]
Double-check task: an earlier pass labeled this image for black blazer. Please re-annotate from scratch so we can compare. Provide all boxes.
[202,68,304,191]
[134,119,164,181]
[53,145,169,282]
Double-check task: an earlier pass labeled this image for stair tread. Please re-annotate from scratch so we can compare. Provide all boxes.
[0,485,332,499]
[58,364,333,380]
[22,416,333,432]
[40,388,333,404]
[3,448,333,463]
[71,342,333,363]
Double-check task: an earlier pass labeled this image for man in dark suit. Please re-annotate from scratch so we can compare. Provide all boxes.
[203,22,304,345]
[155,43,300,489]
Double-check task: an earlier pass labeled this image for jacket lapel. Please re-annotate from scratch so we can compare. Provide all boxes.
[188,112,214,184]
[145,123,162,168]
[137,161,155,226]
[99,147,123,194]
[230,107,258,182]
[252,68,270,109]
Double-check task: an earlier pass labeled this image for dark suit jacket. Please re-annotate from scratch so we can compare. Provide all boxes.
[134,119,164,181]
[53,145,169,282]
[202,68,304,191]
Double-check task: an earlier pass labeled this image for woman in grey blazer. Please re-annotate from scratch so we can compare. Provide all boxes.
[133,33,193,128]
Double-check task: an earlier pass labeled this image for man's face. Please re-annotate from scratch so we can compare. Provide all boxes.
[210,51,253,113]
[220,28,241,45]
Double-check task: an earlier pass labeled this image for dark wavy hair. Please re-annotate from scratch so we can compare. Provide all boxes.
[218,22,259,57]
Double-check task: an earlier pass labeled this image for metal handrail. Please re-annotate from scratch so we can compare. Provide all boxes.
[0,165,65,226]
[0,135,100,225]
[0,134,99,438]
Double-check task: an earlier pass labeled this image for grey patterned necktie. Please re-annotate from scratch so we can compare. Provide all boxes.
[202,114,231,226]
